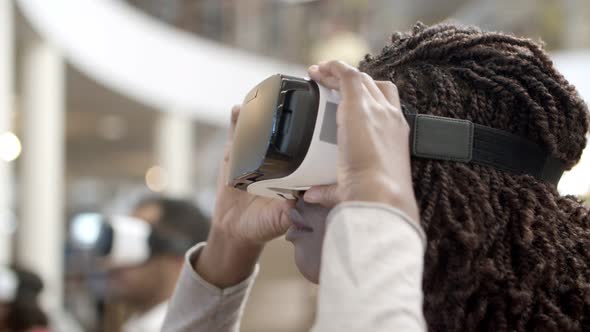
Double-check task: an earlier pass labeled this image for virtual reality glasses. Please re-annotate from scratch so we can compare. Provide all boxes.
[0,266,18,303]
[228,74,566,200]
[70,214,193,268]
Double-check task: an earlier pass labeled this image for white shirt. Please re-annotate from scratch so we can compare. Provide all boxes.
[162,201,427,332]
[123,301,168,332]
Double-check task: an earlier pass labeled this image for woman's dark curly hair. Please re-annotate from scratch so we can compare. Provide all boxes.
[359,22,590,331]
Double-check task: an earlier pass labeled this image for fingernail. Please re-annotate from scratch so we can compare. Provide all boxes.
[303,189,319,202]
[308,65,319,72]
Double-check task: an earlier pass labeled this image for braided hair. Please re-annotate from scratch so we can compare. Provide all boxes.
[359,22,590,331]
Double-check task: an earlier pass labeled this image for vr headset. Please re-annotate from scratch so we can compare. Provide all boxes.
[70,214,193,268]
[0,266,18,302]
[228,74,566,200]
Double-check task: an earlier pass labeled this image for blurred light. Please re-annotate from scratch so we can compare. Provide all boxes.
[0,210,16,235]
[0,132,22,162]
[70,213,103,248]
[97,115,127,141]
[311,31,370,67]
[145,165,169,192]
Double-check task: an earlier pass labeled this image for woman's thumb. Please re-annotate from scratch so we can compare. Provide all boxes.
[303,185,340,207]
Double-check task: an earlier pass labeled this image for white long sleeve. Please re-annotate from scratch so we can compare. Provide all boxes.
[161,243,258,332]
[311,202,426,332]
[162,201,426,332]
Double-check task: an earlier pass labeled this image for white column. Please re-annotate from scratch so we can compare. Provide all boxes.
[18,37,65,310]
[0,0,15,265]
[156,112,194,197]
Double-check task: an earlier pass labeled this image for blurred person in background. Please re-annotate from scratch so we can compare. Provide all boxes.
[105,196,209,332]
[163,22,590,332]
[0,266,49,332]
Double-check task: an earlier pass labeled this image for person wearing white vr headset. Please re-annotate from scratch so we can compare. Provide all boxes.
[0,266,49,332]
[163,23,590,332]
[162,60,424,330]
[87,197,209,332]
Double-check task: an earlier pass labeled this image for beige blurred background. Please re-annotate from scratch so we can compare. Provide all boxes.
[1,0,589,331]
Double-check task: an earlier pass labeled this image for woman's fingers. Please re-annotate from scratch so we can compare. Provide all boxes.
[309,61,394,108]
[223,105,241,163]
[229,105,241,139]
[360,73,390,105]
[303,185,340,208]
[375,81,401,108]
[222,105,241,185]
[314,61,365,100]
[308,65,339,90]
[305,60,414,215]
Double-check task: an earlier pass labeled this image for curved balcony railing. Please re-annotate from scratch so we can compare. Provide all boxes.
[17,0,305,125]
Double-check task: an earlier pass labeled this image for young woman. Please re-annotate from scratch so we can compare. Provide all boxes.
[352,22,590,331]
[164,22,590,332]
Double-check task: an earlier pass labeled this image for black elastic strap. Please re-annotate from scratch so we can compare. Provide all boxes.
[404,113,566,186]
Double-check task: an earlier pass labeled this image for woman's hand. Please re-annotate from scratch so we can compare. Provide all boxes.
[196,60,420,288]
[210,106,294,245]
[196,106,294,288]
[304,61,419,223]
